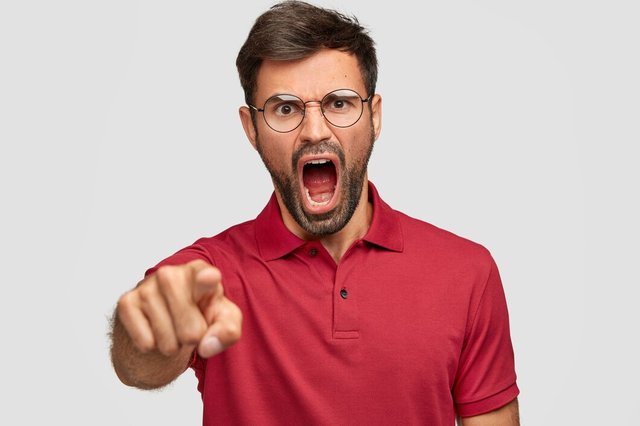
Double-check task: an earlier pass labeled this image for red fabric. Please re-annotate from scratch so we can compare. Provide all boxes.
[147,182,518,425]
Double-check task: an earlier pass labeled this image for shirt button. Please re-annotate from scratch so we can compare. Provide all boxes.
[308,248,318,257]
[340,288,348,299]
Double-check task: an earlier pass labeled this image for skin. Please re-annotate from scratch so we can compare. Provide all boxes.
[459,398,520,426]
[111,48,519,424]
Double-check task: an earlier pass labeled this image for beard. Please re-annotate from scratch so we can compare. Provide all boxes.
[256,127,375,237]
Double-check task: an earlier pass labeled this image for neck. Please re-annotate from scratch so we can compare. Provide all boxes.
[278,180,373,263]
[319,192,372,263]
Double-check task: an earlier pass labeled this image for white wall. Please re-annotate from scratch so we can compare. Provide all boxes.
[1,0,637,424]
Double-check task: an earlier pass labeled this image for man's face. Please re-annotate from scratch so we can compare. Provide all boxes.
[240,49,382,237]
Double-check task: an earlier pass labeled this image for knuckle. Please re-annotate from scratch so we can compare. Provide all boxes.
[215,300,243,342]
[135,337,156,353]
[227,325,242,342]
[117,291,137,311]
[155,265,191,294]
[231,302,243,319]
[221,318,242,342]
[224,299,243,320]
[155,265,178,286]
[189,259,208,269]
[211,282,225,301]
[153,329,179,355]
[116,294,143,326]
[176,319,206,344]
[230,322,243,339]
[158,340,179,356]
[137,283,159,306]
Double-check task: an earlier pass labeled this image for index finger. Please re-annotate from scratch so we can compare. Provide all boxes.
[189,262,223,302]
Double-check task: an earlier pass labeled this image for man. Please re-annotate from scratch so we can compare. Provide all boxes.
[110,1,520,425]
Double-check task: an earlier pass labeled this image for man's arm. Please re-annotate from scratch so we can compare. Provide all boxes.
[110,260,242,389]
[458,398,520,426]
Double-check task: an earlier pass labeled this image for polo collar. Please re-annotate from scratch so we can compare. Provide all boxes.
[362,182,404,252]
[255,181,404,261]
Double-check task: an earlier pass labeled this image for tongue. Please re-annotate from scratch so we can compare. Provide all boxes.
[303,163,337,203]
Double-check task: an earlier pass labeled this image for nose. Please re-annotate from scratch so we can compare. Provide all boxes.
[298,102,333,144]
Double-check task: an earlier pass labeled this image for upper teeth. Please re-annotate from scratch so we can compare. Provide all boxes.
[306,159,330,165]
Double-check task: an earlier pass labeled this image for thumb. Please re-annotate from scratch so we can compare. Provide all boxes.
[197,297,243,358]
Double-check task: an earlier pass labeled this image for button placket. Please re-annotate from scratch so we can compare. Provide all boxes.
[333,259,360,339]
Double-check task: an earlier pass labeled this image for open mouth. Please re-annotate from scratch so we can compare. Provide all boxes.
[299,156,339,213]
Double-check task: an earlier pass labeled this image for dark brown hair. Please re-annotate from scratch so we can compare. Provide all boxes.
[236,0,378,105]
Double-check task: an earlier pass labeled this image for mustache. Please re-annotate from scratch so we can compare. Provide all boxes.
[291,141,345,170]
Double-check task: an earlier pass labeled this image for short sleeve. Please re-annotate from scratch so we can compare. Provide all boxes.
[453,257,519,417]
[144,243,214,278]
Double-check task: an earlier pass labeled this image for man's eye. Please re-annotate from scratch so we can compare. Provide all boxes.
[275,103,299,116]
[279,104,292,115]
[325,97,354,111]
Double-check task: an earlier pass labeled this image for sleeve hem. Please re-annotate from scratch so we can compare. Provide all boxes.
[456,382,520,417]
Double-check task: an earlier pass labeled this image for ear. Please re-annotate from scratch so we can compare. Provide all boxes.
[239,106,258,150]
[370,94,382,141]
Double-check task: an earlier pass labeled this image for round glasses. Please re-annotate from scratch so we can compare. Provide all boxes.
[248,89,372,133]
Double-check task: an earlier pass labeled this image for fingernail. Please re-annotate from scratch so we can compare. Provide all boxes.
[200,336,223,358]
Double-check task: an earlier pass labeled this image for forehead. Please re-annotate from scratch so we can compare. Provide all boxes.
[255,49,366,102]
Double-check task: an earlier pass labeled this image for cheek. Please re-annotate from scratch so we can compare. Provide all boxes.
[257,135,294,169]
[342,127,373,156]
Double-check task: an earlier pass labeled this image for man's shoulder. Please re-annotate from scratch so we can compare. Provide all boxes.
[193,218,258,252]
[147,219,259,273]
[393,209,493,263]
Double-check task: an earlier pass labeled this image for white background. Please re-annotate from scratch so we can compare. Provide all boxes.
[1,0,638,424]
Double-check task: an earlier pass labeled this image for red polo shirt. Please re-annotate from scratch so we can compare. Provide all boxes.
[148,182,518,425]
